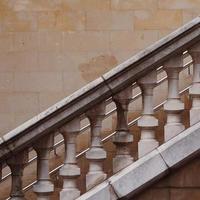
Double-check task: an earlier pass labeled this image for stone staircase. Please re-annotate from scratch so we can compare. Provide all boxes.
[0,17,200,200]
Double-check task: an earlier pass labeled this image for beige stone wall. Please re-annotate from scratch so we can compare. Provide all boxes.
[0,0,199,135]
[133,156,200,200]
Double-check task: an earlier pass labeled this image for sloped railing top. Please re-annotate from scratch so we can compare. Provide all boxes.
[1,17,200,161]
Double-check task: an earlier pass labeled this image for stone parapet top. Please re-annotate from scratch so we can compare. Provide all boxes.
[77,121,200,199]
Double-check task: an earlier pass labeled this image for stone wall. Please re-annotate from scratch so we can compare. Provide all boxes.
[0,0,199,135]
[133,156,200,200]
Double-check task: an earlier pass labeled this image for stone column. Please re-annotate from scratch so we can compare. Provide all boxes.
[163,54,185,141]
[112,86,133,173]
[59,118,81,200]
[33,134,54,200]
[7,150,28,200]
[137,70,159,158]
[86,102,107,191]
[189,43,200,125]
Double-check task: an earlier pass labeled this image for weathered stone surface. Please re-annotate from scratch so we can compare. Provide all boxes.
[86,11,133,31]
[133,188,170,200]
[81,121,200,199]
[134,155,200,200]
[111,0,158,10]
[0,2,200,199]
[0,0,198,143]
[110,150,168,198]
[158,0,200,10]
[134,10,182,30]
[158,121,200,168]
[76,181,118,200]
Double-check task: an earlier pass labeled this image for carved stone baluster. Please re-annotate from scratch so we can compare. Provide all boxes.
[137,70,159,158]
[112,86,133,173]
[33,134,54,200]
[85,102,107,191]
[189,44,200,125]
[163,55,185,141]
[59,118,81,200]
[7,150,28,200]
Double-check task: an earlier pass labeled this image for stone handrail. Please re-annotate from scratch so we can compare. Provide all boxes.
[1,57,192,185]
[0,17,200,200]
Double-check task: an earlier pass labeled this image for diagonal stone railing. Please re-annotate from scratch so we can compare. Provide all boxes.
[0,17,200,200]
[0,55,192,193]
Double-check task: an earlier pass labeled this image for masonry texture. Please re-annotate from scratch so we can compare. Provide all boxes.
[133,156,200,200]
[0,0,199,136]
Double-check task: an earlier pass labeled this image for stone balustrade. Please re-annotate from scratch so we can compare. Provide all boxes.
[0,17,200,200]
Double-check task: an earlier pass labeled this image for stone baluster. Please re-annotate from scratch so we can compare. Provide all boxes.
[112,86,133,173]
[163,54,185,141]
[85,102,107,191]
[137,70,159,158]
[33,134,54,200]
[7,150,28,200]
[188,43,200,125]
[59,118,81,200]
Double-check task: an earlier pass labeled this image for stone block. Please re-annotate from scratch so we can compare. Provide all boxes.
[38,52,64,72]
[6,51,38,72]
[14,112,39,128]
[77,181,118,200]
[63,31,110,52]
[11,0,62,11]
[0,32,13,53]
[37,11,56,30]
[182,10,199,24]
[13,32,38,52]
[158,122,200,168]
[111,0,158,10]
[110,30,158,52]
[86,11,133,31]
[170,189,200,200]
[0,53,17,72]
[0,113,15,136]
[56,11,85,31]
[169,157,200,187]
[35,9,85,31]
[158,0,200,10]
[62,0,110,11]
[78,53,118,82]
[9,92,39,114]
[38,31,62,52]
[1,11,37,32]
[135,188,170,200]
[63,70,86,94]
[110,150,168,198]
[14,72,63,92]
[0,72,14,92]
[38,92,66,111]
[134,10,182,30]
